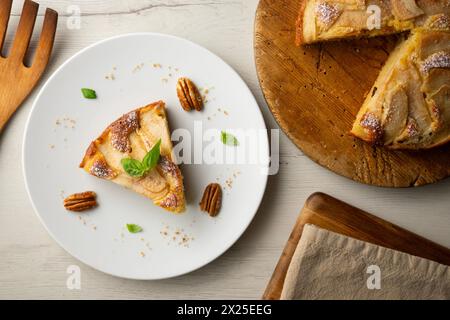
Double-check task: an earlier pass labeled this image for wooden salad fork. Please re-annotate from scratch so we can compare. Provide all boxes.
[0,0,57,132]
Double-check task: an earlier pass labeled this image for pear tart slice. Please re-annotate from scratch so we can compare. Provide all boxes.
[297,0,450,45]
[80,101,186,213]
[351,18,450,149]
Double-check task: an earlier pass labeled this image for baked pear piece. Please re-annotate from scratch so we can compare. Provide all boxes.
[351,16,450,149]
[296,0,450,45]
[80,101,186,213]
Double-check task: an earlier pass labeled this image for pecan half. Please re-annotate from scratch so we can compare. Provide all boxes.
[177,77,203,111]
[64,191,98,212]
[199,183,222,217]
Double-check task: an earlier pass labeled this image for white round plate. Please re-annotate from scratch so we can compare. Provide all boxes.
[23,33,268,280]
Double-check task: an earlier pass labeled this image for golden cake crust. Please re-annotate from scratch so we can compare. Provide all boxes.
[295,0,308,45]
[296,0,450,45]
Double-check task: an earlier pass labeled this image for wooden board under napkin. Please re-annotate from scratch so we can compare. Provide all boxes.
[281,224,450,300]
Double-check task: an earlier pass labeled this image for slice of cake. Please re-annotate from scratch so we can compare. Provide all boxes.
[351,17,450,149]
[80,101,186,213]
[296,0,449,45]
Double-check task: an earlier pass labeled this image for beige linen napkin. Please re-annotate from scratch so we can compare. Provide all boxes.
[281,224,450,300]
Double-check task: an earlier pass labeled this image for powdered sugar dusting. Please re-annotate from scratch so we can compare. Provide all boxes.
[159,156,178,176]
[421,51,450,74]
[428,14,450,30]
[361,112,380,129]
[360,112,383,143]
[404,118,419,137]
[90,160,115,178]
[160,193,178,209]
[316,2,340,26]
[110,111,140,153]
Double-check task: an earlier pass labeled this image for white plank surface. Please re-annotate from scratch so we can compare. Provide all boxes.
[0,0,449,299]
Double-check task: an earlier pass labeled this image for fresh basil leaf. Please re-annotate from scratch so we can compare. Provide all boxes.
[81,88,97,99]
[121,138,161,178]
[126,224,143,233]
[143,139,161,170]
[121,158,145,177]
[221,131,239,146]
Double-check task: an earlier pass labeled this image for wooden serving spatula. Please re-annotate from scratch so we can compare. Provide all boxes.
[0,0,57,132]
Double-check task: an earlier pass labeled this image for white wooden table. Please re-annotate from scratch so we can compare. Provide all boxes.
[0,0,449,299]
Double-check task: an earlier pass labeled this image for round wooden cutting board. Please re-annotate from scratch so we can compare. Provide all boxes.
[254,0,450,187]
